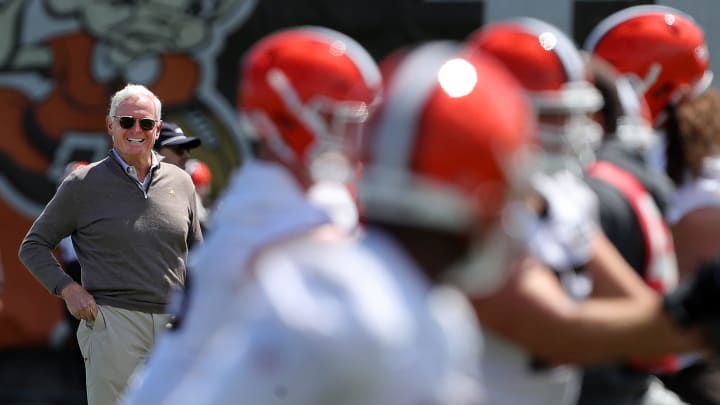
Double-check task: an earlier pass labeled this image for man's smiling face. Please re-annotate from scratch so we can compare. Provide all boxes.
[107,95,161,163]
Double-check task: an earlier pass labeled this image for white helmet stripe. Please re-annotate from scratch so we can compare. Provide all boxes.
[372,42,461,171]
[583,5,698,53]
[615,76,644,118]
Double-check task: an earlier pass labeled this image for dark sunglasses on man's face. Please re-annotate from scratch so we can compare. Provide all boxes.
[114,116,158,131]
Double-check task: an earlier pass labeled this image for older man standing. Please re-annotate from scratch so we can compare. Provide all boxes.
[19,83,203,405]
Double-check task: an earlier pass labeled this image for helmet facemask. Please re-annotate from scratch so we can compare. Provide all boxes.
[536,111,603,175]
[266,68,376,183]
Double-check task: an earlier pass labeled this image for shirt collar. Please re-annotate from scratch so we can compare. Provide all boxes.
[110,148,160,177]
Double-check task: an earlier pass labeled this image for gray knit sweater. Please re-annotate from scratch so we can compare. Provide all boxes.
[19,154,203,313]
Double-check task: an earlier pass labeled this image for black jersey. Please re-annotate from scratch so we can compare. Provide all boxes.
[578,140,676,405]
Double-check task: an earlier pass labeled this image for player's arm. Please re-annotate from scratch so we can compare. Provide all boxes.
[472,252,707,366]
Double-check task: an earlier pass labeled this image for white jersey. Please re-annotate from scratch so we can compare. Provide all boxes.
[667,156,720,225]
[477,171,594,405]
[481,331,581,405]
[307,180,359,234]
[665,158,719,371]
[121,160,484,405]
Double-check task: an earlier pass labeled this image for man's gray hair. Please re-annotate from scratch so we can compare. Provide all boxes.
[108,84,162,120]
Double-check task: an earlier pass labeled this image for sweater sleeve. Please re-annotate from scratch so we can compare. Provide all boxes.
[18,178,81,296]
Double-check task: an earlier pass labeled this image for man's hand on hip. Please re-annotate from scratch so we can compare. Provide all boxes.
[61,282,97,321]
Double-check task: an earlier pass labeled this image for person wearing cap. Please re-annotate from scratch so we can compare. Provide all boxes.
[154,121,211,231]
[18,83,203,405]
[153,122,201,170]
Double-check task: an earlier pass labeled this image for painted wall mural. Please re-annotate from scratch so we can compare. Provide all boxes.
[0,0,257,347]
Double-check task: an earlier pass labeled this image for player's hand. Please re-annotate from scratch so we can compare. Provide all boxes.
[61,282,97,321]
[664,259,720,351]
[665,259,720,325]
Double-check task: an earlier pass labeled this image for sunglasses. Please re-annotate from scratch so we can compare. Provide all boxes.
[114,116,158,131]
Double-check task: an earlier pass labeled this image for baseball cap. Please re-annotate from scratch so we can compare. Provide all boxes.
[154,122,201,150]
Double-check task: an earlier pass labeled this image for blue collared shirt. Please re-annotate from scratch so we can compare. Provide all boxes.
[110,148,160,193]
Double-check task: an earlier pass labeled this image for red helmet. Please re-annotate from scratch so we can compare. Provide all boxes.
[238,26,382,182]
[359,41,537,234]
[466,18,603,169]
[467,18,602,114]
[584,5,712,127]
[186,158,212,199]
[359,42,538,293]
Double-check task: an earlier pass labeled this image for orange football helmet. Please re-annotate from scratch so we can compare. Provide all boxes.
[358,41,538,294]
[359,41,537,233]
[186,158,212,201]
[466,18,603,169]
[584,5,712,127]
[238,26,382,182]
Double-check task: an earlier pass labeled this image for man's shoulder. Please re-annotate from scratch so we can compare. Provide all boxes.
[61,158,113,186]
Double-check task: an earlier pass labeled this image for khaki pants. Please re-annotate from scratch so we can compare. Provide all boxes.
[76,305,170,405]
